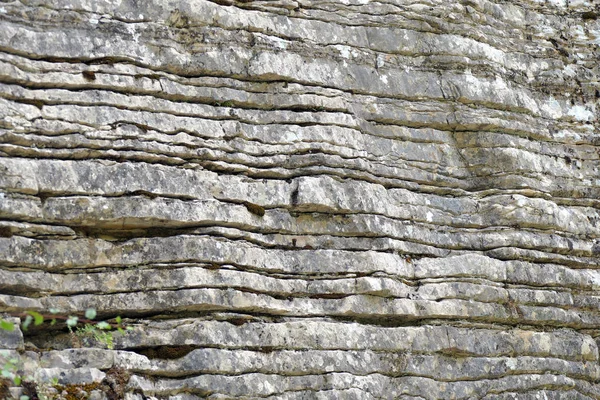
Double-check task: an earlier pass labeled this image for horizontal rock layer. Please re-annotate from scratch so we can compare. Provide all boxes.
[0,0,599,399]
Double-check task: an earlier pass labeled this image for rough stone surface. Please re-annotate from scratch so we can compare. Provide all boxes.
[0,0,599,398]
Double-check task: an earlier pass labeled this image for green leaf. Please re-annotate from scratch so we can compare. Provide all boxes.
[0,319,14,331]
[1,369,11,378]
[85,308,97,320]
[126,326,134,331]
[27,311,44,326]
[50,318,57,326]
[22,315,33,331]
[13,375,21,385]
[49,308,60,314]
[96,321,111,330]
[66,316,78,327]
[20,395,30,400]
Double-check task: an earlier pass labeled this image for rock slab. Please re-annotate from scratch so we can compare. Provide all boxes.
[0,0,599,398]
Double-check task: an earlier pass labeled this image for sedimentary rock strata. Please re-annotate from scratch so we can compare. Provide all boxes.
[0,0,599,398]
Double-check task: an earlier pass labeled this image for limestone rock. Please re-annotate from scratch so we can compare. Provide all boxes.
[0,0,599,398]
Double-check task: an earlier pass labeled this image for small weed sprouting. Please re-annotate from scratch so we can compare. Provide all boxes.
[0,309,133,399]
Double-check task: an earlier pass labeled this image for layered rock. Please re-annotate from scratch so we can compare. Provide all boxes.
[0,0,599,398]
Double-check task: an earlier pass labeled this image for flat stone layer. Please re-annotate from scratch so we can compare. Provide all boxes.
[0,0,599,398]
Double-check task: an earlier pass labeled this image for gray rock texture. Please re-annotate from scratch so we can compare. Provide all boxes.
[0,0,599,398]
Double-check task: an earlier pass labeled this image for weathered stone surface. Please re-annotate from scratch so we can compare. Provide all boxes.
[0,0,599,398]
[0,318,23,350]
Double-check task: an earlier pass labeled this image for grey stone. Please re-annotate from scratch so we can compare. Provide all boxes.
[0,318,23,350]
[0,0,598,398]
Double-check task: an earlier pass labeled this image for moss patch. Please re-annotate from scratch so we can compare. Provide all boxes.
[46,367,131,400]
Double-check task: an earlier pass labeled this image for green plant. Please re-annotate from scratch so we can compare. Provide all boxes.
[75,323,114,349]
[0,308,131,334]
[0,308,132,400]
[0,350,33,400]
[0,351,26,386]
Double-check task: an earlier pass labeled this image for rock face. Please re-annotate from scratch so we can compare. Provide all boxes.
[0,0,599,398]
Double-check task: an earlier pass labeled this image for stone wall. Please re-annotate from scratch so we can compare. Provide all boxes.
[0,0,599,398]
